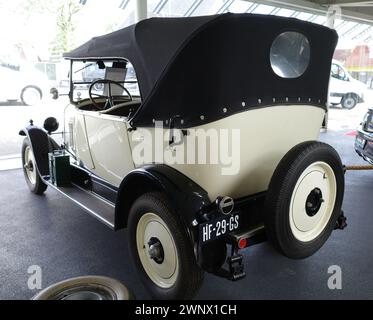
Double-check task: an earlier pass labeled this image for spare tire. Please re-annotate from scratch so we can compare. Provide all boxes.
[264,141,344,259]
[32,276,132,300]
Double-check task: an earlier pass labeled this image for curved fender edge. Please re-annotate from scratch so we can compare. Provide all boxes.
[19,125,60,176]
[114,164,211,242]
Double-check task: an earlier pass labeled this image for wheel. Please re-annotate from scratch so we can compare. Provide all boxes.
[32,276,132,300]
[21,86,42,106]
[22,138,47,195]
[341,93,357,109]
[264,141,344,259]
[128,192,204,299]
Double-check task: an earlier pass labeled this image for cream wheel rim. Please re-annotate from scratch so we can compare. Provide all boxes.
[24,146,37,185]
[289,161,337,242]
[136,212,179,288]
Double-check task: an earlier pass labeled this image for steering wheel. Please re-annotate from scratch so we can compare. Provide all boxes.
[88,79,133,110]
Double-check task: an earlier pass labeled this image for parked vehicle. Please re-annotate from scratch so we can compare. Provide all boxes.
[0,64,49,105]
[329,59,366,109]
[355,107,373,163]
[20,13,347,300]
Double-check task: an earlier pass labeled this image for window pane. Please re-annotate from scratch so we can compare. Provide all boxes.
[270,32,310,78]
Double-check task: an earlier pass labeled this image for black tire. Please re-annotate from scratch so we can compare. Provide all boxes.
[21,138,47,195]
[20,86,42,106]
[264,141,344,259]
[32,276,132,300]
[341,93,357,109]
[128,192,204,300]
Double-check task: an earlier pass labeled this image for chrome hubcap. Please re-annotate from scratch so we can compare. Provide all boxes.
[148,238,164,264]
[305,188,324,217]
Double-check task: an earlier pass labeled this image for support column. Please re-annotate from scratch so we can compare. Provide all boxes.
[324,5,339,131]
[326,5,338,29]
[135,0,148,22]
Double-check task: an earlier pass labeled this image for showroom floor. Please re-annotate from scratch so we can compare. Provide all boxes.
[0,129,372,300]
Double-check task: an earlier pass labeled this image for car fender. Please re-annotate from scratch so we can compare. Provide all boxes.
[114,164,211,234]
[19,125,60,176]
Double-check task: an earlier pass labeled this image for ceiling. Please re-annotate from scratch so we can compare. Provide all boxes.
[251,1,373,24]
[245,0,373,43]
[79,0,373,44]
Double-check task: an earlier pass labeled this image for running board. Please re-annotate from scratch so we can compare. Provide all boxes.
[44,178,115,229]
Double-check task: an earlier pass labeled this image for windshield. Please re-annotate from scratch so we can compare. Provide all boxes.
[70,60,140,102]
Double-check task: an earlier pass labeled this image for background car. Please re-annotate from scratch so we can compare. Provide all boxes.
[0,64,49,105]
[355,107,373,163]
[329,59,366,109]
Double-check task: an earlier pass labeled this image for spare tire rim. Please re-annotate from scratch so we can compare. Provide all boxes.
[136,212,179,288]
[23,87,41,106]
[289,161,337,242]
[52,284,115,300]
[24,146,37,185]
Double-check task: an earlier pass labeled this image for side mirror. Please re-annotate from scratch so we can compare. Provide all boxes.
[50,87,59,100]
[44,117,59,134]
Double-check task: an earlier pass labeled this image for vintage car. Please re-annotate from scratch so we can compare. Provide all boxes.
[20,13,347,300]
[355,107,373,163]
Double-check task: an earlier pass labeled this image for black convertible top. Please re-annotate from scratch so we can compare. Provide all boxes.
[64,13,338,128]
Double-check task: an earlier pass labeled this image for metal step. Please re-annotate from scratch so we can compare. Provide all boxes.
[45,179,115,229]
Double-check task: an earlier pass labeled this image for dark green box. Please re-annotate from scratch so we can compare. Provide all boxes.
[48,150,71,187]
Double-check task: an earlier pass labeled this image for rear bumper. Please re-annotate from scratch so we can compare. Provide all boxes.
[195,192,267,278]
[354,127,373,164]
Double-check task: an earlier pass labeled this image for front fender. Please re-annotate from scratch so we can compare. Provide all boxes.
[19,125,59,176]
[115,164,211,232]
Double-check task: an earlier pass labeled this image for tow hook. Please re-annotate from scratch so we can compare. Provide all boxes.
[335,211,347,230]
[214,245,246,281]
[227,251,245,281]
[225,243,246,281]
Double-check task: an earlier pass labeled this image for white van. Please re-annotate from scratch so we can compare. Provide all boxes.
[0,64,49,106]
[329,59,366,109]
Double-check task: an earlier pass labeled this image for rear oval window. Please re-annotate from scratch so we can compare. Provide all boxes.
[270,31,310,78]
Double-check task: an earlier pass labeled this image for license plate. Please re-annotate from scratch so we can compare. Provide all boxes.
[199,214,240,243]
[356,136,366,149]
